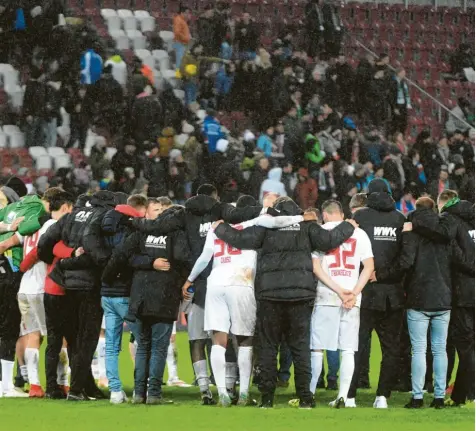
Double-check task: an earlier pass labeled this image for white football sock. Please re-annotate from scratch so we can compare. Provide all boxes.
[25,348,40,386]
[57,347,69,386]
[1,360,14,392]
[237,346,253,396]
[129,341,137,363]
[20,365,28,382]
[97,337,106,379]
[166,342,178,380]
[225,361,238,392]
[337,350,355,402]
[210,345,227,396]
[310,351,324,394]
[192,359,210,393]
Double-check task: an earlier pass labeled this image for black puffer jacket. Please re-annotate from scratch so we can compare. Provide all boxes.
[103,207,190,322]
[215,199,355,302]
[353,190,406,310]
[41,191,116,291]
[411,200,475,307]
[377,209,474,311]
[131,194,263,306]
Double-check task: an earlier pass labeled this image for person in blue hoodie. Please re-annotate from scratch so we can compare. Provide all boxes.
[202,109,225,154]
[259,167,287,204]
[257,126,274,158]
[215,63,235,112]
[80,43,103,85]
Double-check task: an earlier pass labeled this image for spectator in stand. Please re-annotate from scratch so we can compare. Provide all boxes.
[22,69,47,148]
[451,163,474,202]
[294,168,318,210]
[335,55,354,113]
[354,54,375,120]
[173,6,192,70]
[305,0,326,59]
[259,167,287,204]
[235,13,259,60]
[322,0,344,58]
[383,146,405,199]
[66,85,88,149]
[283,105,305,166]
[395,187,417,215]
[110,141,141,185]
[247,156,270,201]
[197,5,217,56]
[105,53,127,87]
[449,43,475,81]
[402,148,427,193]
[449,129,475,175]
[429,168,456,201]
[203,109,225,154]
[446,98,474,134]
[80,42,103,85]
[143,143,169,198]
[317,157,337,207]
[257,126,274,158]
[390,68,411,135]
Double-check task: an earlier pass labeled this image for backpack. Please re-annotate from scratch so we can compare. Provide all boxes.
[14,8,26,31]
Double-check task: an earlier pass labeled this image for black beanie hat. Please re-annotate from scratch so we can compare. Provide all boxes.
[4,176,27,198]
[368,178,391,195]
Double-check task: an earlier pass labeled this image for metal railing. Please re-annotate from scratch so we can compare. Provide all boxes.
[340,0,474,12]
[353,39,474,131]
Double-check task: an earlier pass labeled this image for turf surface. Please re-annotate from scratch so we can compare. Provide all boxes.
[0,333,473,431]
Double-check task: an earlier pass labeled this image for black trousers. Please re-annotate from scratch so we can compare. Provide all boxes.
[0,267,22,362]
[44,293,76,392]
[257,299,313,402]
[391,104,408,135]
[68,290,103,394]
[349,307,403,399]
[450,307,475,403]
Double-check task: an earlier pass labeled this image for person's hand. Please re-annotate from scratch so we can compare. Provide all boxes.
[182,280,193,300]
[303,211,317,222]
[339,290,354,302]
[74,247,84,257]
[10,217,24,232]
[212,220,224,230]
[346,219,359,229]
[153,258,170,271]
[369,271,377,283]
[342,295,357,310]
[403,222,413,232]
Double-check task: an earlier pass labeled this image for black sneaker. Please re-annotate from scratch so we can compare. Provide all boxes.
[201,390,216,405]
[85,386,106,400]
[404,398,424,409]
[326,379,338,391]
[331,397,345,409]
[299,398,316,409]
[67,391,89,401]
[146,396,174,405]
[260,395,274,409]
[430,398,445,409]
[227,388,239,405]
[276,379,290,388]
[46,388,67,400]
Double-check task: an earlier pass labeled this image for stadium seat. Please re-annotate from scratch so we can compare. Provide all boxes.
[140,16,156,32]
[0,133,7,148]
[111,30,130,49]
[36,155,53,171]
[117,9,133,18]
[29,146,48,159]
[8,132,24,148]
[106,15,122,32]
[173,89,185,103]
[54,155,72,170]
[100,8,117,19]
[47,147,66,158]
[159,31,174,52]
[127,30,146,50]
[153,49,170,71]
[123,15,137,31]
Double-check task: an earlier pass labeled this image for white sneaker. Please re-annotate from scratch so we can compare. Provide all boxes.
[167,378,192,388]
[373,396,388,409]
[345,398,357,408]
[3,387,29,398]
[110,391,128,404]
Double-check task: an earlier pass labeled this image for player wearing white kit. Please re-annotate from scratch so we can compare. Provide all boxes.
[310,200,374,408]
[182,212,305,407]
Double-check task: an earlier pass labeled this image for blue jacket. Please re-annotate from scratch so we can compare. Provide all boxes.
[80,49,103,85]
[215,67,234,96]
[257,134,273,158]
[220,42,233,61]
[203,116,224,154]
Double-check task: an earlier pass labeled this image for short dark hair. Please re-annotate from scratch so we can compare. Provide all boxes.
[49,190,74,212]
[349,193,367,211]
[321,199,343,214]
[236,194,257,208]
[197,184,217,197]
[437,189,458,204]
[148,196,173,207]
[127,194,148,209]
[42,187,65,203]
[306,207,322,224]
[416,197,435,210]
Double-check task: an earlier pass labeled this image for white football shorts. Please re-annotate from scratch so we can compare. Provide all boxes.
[204,284,256,336]
[18,293,47,336]
[311,305,360,352]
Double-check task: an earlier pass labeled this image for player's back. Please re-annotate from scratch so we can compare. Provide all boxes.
[209,220,257,288]
[315,221,373,306]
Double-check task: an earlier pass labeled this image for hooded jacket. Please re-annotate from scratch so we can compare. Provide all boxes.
[100,204,143,297]
[377,208,474,311]
[103,207,190,322]
[39,191,116,291]
[353,179,406,310]
[304,133,325,164]
[259,167,287,204]
[130,194,263,306]
[411,199,475,308]
[215,199,355,302]
[203,115,225,154]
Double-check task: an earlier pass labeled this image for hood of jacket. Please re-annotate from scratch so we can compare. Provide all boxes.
[268,167,283,182]
[115,204,144,218]
[90,190,116,208]
[1,186,20,204]
[274,198,303,216]
[444,200,475,227]
[408,207,439,226]
[185,194,219,216]
[75,193,91,209]
[366,192,396,212]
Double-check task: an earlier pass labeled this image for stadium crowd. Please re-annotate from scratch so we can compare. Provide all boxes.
[0,0,474,412]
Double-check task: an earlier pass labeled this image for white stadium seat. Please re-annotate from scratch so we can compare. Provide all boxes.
[117,9,133,18]
[123,15,137,32]
[2,125,20,135]
[29,146,48,159]
[101,8,117,19]
[134,10,150,19]
[36,155,53,170]
[54,154,72,169]
[162,69,178,88]
[134,49,151,60]
[0,133,7,148]
[47,147,65,157]
[9,132,24,148]
[159,31,174,52]
[107,15,122,33]
[153,50,170,71]
[111,30,129,50]
[140,16,155,32]
[127,30,146,50]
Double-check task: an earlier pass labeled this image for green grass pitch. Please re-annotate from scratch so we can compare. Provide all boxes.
[0,332,473,431]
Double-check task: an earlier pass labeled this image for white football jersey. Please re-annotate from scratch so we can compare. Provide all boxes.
[312,221,373,307]
[188,214,303,288]
[19,218,57,295]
